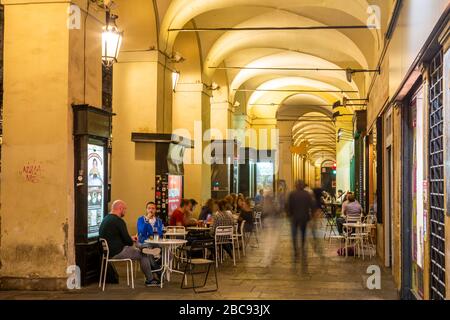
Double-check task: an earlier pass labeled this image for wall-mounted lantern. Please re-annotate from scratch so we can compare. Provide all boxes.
[102,11,123,67]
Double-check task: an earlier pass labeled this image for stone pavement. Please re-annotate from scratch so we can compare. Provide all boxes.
[0,218,398,300]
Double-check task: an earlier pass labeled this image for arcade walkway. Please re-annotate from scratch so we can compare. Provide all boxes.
[0,219,398,300]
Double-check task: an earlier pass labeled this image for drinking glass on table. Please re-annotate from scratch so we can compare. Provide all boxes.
[153,226,159,241]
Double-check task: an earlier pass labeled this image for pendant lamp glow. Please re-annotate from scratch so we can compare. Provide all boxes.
[102,12,123,67]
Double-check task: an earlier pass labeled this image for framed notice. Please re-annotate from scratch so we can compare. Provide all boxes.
[168,175,183,218]
[87,144,105,238]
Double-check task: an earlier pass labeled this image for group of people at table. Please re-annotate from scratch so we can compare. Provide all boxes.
[98,188,368,288]
[98,194,257,288]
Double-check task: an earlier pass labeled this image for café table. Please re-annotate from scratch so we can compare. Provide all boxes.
[164,231,188,239]
[186,226,211,231]
[342,222,376,259]
[144,238,187,288]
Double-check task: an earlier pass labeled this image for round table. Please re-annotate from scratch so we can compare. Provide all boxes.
[186,227,211,231]
[343,222,375,229]
[144,238,187,288]
[164,231,188,238]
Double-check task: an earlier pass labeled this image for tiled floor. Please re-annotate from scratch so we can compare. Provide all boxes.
[0,218,398,300]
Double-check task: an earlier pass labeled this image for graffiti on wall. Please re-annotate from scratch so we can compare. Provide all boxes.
[19,162,43,183]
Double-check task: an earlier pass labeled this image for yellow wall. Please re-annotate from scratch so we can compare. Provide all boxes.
[111,57,160,234]
[172,29,211,211]
[367,0,448,294]
[276,120,294,191]
[368,0,448,130]
[0,1,102,288]
[336,139,353,193]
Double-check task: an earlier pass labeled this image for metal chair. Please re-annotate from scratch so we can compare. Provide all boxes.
[232,220,247,258]
[99,238,134,291]
[214,226,236,267]
[343,224,364,259]
[180,239,218,293]
[355,215,377,258]
[323,205,338,239]
[254,211,262,232]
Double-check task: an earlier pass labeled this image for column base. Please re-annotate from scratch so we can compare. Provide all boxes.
[0,277,68,291]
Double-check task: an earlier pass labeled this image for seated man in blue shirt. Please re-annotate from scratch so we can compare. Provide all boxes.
[137,201,164,243]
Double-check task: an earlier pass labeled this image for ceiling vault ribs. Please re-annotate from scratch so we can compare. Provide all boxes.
[169,25,377,32]
[158,0,388,162]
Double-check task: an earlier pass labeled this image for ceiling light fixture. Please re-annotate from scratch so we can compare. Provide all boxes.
[205,82,220,90]
[172,71,180,92]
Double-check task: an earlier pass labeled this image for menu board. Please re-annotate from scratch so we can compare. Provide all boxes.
[87,144,104,238]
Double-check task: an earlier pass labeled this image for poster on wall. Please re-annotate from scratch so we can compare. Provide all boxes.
[87,144,105,238]
[256,162,274,192]
[415,96,425,269]
[168,175,183,218]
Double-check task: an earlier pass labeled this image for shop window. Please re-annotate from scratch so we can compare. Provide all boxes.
[410,86,425,299]
[429,50,445,300]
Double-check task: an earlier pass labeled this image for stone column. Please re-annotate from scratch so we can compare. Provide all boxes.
[111,50,174,233]
[0,0,102,289]
[336,139,352,193]
[277,120,294,191]
[173,82,212,209]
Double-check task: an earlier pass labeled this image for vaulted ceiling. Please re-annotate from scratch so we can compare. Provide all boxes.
[116,0,395,162]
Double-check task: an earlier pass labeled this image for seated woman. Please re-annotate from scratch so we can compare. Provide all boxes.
[199,199,215,221]
[336,193,362,234]
[237,197,254,233]
[209,199,235,258]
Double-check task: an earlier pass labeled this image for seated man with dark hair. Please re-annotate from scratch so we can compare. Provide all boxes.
[170,198,198,227]
[170,198,190,226]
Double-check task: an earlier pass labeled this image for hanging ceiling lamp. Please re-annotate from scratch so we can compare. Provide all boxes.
[102,11,123,67]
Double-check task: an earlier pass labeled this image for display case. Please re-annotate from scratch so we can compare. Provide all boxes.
[73,104,112,286]
[256,149,276,194]
[211,140,240,199]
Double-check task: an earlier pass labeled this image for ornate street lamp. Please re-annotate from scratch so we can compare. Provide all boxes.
[102,11,123,67]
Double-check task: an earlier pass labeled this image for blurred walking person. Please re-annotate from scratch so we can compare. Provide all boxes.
[311,185,325,258]
[286,180,313,269]
[261,193,282,267]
